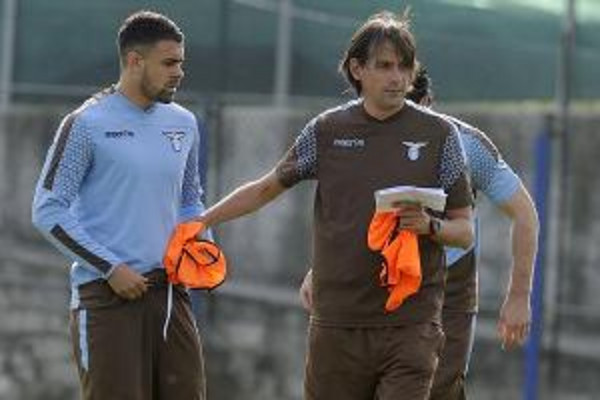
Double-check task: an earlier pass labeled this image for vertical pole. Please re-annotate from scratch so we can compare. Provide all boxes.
[191,0,231,327]
[0,0,17,112]
[548,0,576,387]
[274,0,292,108]
[0,0,18,231]
[212,0,230,200]
[217,0,230,98]
[524,120,551,400]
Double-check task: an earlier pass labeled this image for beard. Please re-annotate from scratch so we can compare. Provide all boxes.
[154,87,176,104]
[140,73,176,104]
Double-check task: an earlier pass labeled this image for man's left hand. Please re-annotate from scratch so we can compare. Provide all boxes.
[393,202,431,235]
[497,291,531,350]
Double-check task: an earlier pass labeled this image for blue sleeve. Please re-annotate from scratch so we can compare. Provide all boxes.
[438,123,472,209]
[463,133,521,204]
[180,121,204,221]
[195,118,214,241]
[197,118,209,196]
[31,113,122,277]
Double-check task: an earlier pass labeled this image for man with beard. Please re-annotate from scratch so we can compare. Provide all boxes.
[32,11,207,399]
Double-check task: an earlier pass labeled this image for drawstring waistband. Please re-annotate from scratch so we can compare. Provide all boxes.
[162,283,173,341]
[138,269,174,342]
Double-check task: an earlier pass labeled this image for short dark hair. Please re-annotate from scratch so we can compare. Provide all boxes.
[406,66,433,104]
[339,10,418,95]
[117,10,184,62]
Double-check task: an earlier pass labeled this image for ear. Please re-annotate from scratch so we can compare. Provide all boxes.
[124,50,144,71]
[349,58,363,82]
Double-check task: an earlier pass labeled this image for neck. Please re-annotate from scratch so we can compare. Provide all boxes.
[116,76,153,110]
[362,98,404,121]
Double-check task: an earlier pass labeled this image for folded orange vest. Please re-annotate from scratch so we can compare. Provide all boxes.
[163,221,227,289]
[368,211,421,312]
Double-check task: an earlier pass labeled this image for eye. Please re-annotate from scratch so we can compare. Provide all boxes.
[163,58,183,67]
[376,61,393,70]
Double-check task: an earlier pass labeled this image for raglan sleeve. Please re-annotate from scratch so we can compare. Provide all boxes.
[180,119,204,218]
[275,117,318,188]
[463,128,521,205]
[31,113,123,277]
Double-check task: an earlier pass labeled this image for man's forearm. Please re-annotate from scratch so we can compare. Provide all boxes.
[508,221,537,295]
[200,170,286,228]
[433,216,474,249]
[506,189,539,295]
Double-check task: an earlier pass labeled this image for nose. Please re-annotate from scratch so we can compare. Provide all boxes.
[176,64,185,80]
[392,67,413,90]
[390,66,405,84]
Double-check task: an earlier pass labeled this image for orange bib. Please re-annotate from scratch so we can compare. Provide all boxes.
[368,211,421,312]
[163,221,227,289]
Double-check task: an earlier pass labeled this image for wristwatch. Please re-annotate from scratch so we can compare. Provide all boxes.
[429,217,442,237]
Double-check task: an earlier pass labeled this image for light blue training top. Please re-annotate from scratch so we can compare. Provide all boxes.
[444,116,521,267]
[32,87,207,306]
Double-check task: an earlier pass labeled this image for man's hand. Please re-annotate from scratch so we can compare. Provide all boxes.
[393,202,431,235]
[497,291,531,350]
[107,264,149,300]
[299,269,313,313]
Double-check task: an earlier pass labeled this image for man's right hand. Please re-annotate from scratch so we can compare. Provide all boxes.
[107,264,149,300]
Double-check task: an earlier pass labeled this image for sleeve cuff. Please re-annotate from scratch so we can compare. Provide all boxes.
[486,169,521,205]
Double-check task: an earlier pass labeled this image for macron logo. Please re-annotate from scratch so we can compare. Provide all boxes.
[105,130,134,138]
[333,138,365,149]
